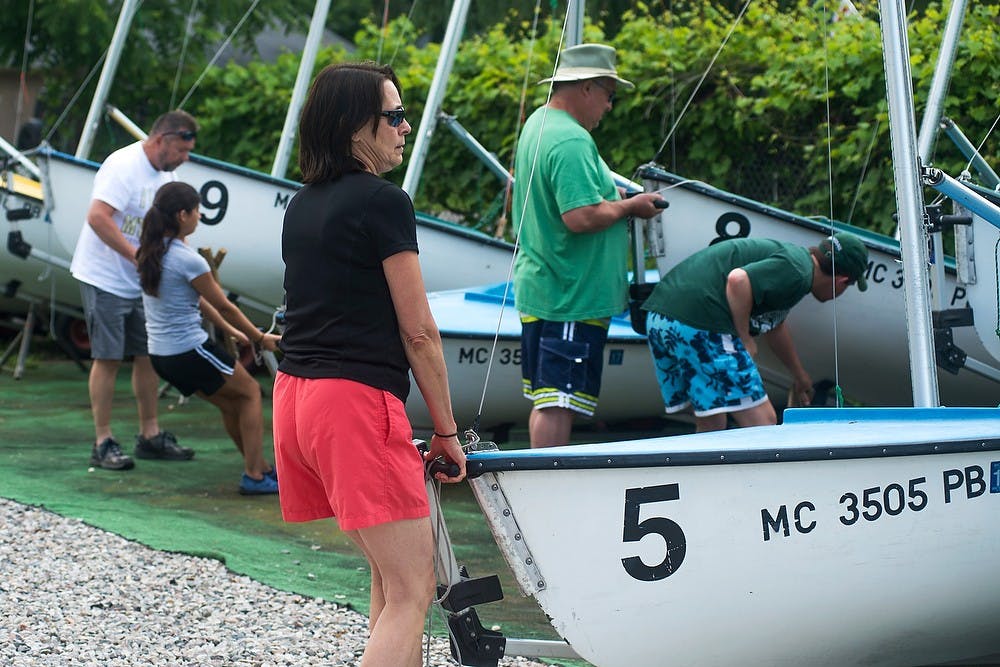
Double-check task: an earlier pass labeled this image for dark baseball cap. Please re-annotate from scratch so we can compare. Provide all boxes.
[819,232,868,291]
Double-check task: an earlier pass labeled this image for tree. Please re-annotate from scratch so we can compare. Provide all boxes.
[0,0,315,156]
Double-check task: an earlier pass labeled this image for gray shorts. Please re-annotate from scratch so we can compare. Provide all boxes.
[80,283,148,360]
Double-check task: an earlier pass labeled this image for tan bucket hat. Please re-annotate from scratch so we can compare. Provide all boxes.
[538,43,635,89]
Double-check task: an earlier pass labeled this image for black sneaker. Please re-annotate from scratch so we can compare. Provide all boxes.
[134,431,195,461]
[90,437,135,470]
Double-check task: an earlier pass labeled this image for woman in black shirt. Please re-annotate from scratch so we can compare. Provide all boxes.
[273,62,466,666]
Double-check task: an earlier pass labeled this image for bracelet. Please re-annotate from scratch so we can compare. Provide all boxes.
[433,431,458,439]
[255,330,265,344]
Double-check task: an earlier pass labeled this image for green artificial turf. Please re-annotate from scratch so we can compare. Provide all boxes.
[0,357,556,643]
[1,351,690,667]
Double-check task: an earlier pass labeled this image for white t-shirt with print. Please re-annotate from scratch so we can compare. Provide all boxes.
[70,141,174,299]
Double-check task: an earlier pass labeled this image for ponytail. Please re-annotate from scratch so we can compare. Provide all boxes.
[137,181,200,296]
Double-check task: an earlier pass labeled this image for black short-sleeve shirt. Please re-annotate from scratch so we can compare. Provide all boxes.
[278,171,419,402]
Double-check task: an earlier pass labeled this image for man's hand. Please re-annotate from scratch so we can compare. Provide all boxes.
[626,192,667,219]
[789,373,815,407]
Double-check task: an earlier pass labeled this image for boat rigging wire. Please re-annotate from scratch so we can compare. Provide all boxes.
[821,0,846,408]
[381,0,421,67]
[845,118,881,225]
[43,54,109,144]
[14,0,35,140]
[170,0,200,110]
[496,0,546,240]
[964,112,1000,180]
[177,0,262,110]
[650,0,753,166]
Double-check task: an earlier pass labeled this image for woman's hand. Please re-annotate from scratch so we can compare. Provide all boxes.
[259,332,281,352]
[426,432,466,483]
[229,328,250,347]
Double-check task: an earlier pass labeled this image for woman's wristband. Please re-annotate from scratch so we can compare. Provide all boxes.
[433,431,458,439]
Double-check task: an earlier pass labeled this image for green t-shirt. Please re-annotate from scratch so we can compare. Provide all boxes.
[643,238,814,335]
[512,107,628,321]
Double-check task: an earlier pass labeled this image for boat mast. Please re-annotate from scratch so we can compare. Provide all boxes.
[401,0,471,198]
[566,0,584,46]
[916,0,967,311]
[877,0,940,406]
[271,0,331,178]
[76,0,140,159]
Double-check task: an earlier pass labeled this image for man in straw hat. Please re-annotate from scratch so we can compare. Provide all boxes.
[641,232,870,432]
[512,43,665,448]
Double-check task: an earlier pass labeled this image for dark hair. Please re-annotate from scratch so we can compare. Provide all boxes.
[150,109,198,136]
[809,246,832,275]
[297,62,402,183]
[809,245,850,279]
[138,181,201,296]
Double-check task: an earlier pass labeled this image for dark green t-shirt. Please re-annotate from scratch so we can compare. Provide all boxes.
[642,238,813,335]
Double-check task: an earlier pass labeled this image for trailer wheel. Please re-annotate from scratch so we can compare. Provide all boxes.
[54,314,91,360]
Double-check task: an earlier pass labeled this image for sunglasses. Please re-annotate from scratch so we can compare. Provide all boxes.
[591,81,617,105]
[380,108,406,128]
[163,130,197,141]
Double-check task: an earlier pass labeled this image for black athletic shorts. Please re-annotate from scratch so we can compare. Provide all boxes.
[150,339,235,397]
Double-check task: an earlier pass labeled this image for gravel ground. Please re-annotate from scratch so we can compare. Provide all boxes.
[0,498,551,667]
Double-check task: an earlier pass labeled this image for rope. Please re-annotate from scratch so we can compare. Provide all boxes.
[170,0,199,109]
[425,474,463,667]
[177,0,261,109]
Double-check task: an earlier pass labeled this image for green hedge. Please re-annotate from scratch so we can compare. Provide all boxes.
[188,1,1000,240]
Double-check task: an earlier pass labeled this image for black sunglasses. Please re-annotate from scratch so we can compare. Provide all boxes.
[379,108,406,128]
[591,80,617,104]
[163,130,197,141]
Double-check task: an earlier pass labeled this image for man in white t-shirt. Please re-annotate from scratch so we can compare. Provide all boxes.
[71,110,199,470]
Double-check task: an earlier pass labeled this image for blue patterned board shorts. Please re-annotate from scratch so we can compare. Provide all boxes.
[520,316,609,417]
[645,312,769,417]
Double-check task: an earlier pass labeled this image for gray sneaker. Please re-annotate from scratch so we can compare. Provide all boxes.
[90,437,135,470]
[134,431,195,461]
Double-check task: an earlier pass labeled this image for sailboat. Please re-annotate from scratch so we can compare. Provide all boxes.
[634,163,1000,408]
[405,276,662,432]
[0,0,516,328]
[397,3,1000,436]
[27,147,515,318]
[426,1,1000,666]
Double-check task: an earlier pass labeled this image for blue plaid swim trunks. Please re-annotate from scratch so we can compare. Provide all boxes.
[645,311,768,417]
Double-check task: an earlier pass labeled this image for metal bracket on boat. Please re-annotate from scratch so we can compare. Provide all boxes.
[932,308,974,374]
[640,176,668,259]
[924,202,972,234]
[468,472,546,597]
[438,567,504,613]
[446,606,506,667]
[6,230,31,259]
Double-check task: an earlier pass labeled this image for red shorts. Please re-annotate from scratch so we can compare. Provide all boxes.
[272,373,429,531]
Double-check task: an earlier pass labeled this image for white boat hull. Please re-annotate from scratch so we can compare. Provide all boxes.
[0,168,81,314]
[640,166,1000,407]
[6,149,515,319]
[964,210,1000,366]
[465,407,1000,666]
[406,283,662,431]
